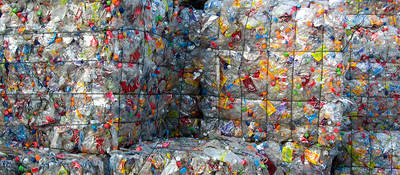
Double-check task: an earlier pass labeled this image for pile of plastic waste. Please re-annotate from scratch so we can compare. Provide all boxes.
[0,0,398,174]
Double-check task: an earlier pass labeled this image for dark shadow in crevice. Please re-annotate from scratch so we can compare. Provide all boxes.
[181,0,208,10]
[330,155,340,175]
